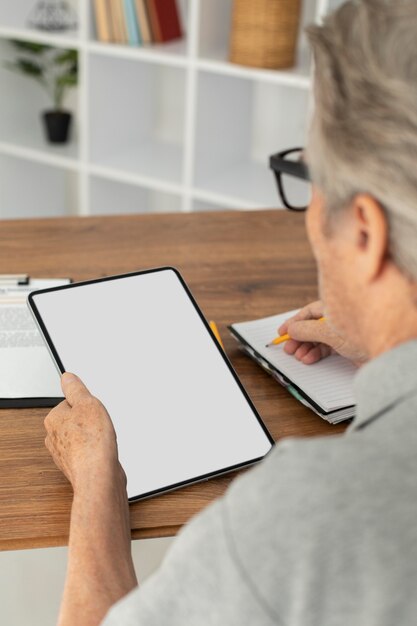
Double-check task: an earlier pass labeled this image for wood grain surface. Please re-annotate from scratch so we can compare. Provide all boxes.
[0,210,347,550]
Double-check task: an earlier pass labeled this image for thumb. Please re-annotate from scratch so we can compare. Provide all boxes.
[61,372,91,407]
[287,318,330,345]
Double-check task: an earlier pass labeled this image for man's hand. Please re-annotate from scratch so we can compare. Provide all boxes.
[45,372,121,491]
[45,373,137,626]
[278,300,367,366]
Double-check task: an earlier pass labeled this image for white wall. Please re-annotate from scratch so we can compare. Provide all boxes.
[0,537,173,626]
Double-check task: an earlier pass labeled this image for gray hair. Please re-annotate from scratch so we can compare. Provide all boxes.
[306,0,417,279]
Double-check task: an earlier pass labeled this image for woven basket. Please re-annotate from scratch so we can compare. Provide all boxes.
[229,0,302,70]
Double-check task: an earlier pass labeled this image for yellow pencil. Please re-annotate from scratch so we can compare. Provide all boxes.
[209,320,225,350]
[266,317,325,348]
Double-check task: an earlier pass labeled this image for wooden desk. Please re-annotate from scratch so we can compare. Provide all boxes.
[0,210,346,551]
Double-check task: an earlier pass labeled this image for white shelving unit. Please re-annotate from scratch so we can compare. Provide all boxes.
[0,0,344,218]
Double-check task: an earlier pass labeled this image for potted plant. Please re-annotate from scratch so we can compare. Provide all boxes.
[6,40,78,144]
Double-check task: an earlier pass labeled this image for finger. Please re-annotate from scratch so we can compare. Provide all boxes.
[293,301,324,322]
[61,372,92,407]
[294,342,316,361]
[287,318,330,345]
[301,343,332,365]
[284,338,302,355]
[278,301,323,335]
[44,399,70,431]
[285,301,324,329]
[278,321,291,335]
[278,316,296,336]
[278,311,305,335]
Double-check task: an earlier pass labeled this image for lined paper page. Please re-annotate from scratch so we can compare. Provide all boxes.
[232,310,356,412]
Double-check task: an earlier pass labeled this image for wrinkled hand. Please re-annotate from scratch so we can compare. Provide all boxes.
[278,300,367,366]
[44,372,121,491]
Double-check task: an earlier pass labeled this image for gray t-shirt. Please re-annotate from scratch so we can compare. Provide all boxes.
[102,340,417,625]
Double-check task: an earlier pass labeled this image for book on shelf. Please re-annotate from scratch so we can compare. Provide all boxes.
[105,0,118,42]
[146,0,182,43]
[93,0,112,42]
[112,0,128,44]
[145,0,161,42]
[93,0,182,46]
[123,0,142,45]
[135,0,152,44]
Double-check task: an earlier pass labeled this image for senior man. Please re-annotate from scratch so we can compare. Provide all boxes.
[44,1,417,624]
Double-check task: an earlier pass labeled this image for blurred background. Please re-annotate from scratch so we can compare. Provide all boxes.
[0,0,344,220]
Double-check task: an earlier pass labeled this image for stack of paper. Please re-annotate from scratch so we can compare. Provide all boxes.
[229,310,356,424]
[0,278,70,408]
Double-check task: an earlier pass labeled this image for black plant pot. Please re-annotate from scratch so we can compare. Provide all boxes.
[42,110,72,144]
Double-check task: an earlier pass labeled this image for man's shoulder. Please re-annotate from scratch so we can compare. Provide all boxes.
[220,426,417,622]
[223,426,401,544]
[227,429,375,507]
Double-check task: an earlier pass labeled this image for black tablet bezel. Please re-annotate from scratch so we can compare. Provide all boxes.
[28,266,274,502]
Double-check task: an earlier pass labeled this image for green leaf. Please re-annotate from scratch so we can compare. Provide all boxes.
[55,49,78,65]
[68,62,78,76]
[9,39,50,54]
[57,73,78,88]
[7,59,44,78]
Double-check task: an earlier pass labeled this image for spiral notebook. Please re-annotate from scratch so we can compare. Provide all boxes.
[229,310,357,424]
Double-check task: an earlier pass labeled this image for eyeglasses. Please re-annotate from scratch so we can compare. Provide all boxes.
[270,148,311,211]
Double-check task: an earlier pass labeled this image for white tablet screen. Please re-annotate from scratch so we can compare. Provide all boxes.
[29,268,273,500]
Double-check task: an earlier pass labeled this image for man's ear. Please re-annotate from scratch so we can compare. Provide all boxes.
[350,193,389,282]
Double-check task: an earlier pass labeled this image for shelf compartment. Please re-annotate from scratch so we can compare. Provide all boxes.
[0,0,79,41]
[193,72,309,208]
[0,38,80,161]
[90,175,182,215]
[88,53,186,186]
[0,25,80,49]
[0,138,79,171]
[196,53,311,90]
[197,0,317,88]
[0,154,78,219]
[87,0,189,63]
[87,39,188,67]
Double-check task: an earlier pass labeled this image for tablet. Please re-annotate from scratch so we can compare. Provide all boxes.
[28,267,273,500]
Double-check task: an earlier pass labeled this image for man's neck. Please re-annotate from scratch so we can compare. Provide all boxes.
[365,309,417,361]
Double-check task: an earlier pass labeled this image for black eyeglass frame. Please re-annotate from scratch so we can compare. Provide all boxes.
[269,148,310,211]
